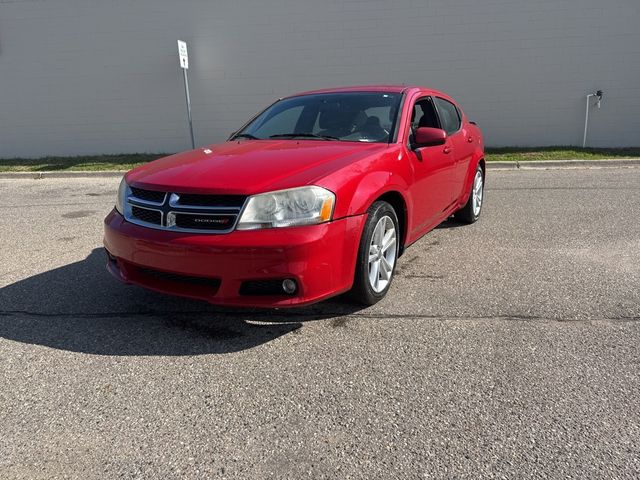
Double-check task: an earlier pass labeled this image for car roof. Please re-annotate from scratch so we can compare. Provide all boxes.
[286,85,440,97]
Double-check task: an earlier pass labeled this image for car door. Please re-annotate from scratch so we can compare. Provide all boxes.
[433,97,470,199]
[404,96,457,235]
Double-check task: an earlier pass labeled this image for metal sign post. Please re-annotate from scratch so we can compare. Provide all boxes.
[178,40,195,149]
[582,90,603,148]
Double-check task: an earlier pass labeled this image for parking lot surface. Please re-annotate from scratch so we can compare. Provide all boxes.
[1,167,639,479]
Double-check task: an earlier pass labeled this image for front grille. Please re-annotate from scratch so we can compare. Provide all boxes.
[124,187,246,233]
[137,266,221,289]
[131,206,161,225]
[177,194,247,208]
[174,213,236,231]
[130,187,166,204]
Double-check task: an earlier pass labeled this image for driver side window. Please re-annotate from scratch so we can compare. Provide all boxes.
[411,97,440,131]
[408,97,440,145]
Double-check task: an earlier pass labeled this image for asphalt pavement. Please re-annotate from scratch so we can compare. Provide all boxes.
[1,167,639,479]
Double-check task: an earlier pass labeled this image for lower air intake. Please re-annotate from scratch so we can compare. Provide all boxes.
[239,279,297,296]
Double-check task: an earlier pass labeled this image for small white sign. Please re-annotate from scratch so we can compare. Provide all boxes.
[177,40,189,69]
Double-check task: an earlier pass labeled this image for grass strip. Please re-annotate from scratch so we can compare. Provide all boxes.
[1,148,639,172]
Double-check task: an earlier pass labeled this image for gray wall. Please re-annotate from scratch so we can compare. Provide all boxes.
[1,0,639,158]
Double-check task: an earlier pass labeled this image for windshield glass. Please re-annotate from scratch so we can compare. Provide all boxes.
[235,92,402,143]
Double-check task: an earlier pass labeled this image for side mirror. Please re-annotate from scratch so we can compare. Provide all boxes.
[413,127,447,149]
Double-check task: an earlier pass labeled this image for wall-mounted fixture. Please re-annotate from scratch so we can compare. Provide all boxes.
[583,90,603,148]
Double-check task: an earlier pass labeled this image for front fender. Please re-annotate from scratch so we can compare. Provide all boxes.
[349,172,407,214]
[315,147,413,239]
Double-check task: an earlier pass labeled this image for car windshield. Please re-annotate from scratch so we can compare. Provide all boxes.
[235,92,403,143]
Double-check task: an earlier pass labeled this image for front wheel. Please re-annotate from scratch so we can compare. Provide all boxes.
[454,164,484,223]
[350,201,399,305]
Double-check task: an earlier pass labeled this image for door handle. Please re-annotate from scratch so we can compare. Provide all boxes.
[443,146,452,154]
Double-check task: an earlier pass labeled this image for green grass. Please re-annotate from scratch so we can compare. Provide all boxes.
[485,147,640,162]
[0,153,168,172]
[1,148,639,172]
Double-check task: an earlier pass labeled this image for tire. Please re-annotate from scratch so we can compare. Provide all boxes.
[350,201,400,306]
[454,164,484,224]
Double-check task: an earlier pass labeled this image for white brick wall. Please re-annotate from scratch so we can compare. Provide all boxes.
[1,0,639,157]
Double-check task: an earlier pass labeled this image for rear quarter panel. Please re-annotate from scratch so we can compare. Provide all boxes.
[458,122,485,206]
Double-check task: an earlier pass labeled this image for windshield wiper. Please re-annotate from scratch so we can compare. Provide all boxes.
[269,133,338,141]
[233,133,260,140]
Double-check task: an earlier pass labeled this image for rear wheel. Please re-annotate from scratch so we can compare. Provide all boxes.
[455,164,484,223]
[350,201,399,305]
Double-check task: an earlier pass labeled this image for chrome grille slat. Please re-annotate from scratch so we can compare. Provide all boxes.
[124,187,246,234]
[131,206,162,226]
[130,187,166,205]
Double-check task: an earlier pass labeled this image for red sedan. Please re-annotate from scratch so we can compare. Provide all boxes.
[104,85,485,307]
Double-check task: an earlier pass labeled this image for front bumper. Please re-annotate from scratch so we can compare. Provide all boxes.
[103,210,365,307]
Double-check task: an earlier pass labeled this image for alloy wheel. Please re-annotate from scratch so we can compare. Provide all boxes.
[368,215,397,293]
[472,170,483,217]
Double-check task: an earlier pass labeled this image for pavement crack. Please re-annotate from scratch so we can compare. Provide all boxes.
[349,312,640,323]
[1,309,638,323]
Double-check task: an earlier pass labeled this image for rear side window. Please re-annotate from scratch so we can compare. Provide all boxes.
[434,97,461,135]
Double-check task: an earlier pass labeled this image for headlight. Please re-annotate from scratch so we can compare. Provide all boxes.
[115,177,129,215]
[236,186,335,230]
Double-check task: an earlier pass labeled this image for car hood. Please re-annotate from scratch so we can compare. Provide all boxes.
[126,140,389,194]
